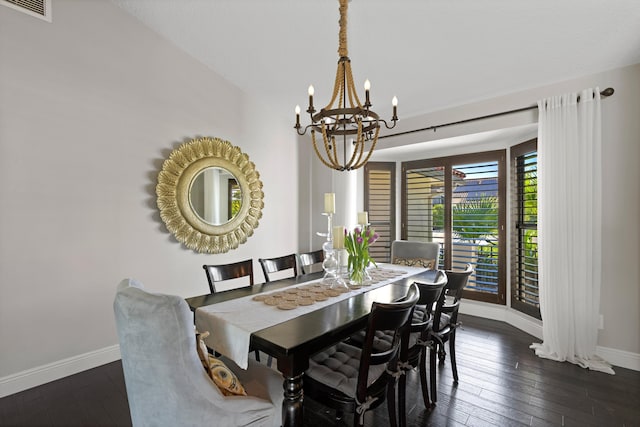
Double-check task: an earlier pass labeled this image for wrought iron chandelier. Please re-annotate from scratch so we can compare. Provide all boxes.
[294,0,398,171]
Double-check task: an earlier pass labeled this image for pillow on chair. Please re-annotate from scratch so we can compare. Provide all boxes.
[393,257,436,269]
[196,331,247,396]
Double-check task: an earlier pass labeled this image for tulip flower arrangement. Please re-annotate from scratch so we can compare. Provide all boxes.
[344,225,379,285]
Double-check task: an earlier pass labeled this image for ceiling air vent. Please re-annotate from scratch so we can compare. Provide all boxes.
[1,0,51,22]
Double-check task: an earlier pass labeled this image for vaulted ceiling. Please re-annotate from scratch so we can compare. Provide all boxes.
[113,0,640,129]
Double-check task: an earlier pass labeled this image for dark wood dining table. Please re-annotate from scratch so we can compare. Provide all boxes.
[186,268,438,427]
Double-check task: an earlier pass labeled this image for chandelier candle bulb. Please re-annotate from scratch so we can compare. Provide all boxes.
[308,85,315,112]
[295,105,301,128]
[333,226,345,249]
[364,79,371,107]
[392,96,398,120]
[324,193,335,214]
[357,211,368,225]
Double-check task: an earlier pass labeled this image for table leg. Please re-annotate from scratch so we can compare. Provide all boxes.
[282,373,304,427]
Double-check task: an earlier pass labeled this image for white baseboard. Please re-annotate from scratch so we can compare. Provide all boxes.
[0,345,121,398]
[596,345,640,372]
[460,301,639,371]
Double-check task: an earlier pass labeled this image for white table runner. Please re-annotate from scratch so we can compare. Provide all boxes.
[195,264,425,369]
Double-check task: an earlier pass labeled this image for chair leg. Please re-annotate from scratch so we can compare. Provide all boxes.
[438,341,446,363]
[398,373,407,427]
[449,330,458,383]
[429,340,440,404]
[387,380,398,427]
[419,349,431,408]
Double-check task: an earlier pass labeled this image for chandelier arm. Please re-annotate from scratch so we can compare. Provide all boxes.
[379,118,399,130]
[352,126,381,169]
[296,124,313,136]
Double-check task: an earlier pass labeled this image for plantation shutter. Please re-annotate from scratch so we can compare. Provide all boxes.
[511,139,540,318]
[364,162,395,263]
[403,166,446,266]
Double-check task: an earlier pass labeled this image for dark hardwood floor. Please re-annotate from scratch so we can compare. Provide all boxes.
[1,314,638,426]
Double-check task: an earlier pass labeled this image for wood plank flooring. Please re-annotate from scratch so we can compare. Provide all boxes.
[1,314,638,426]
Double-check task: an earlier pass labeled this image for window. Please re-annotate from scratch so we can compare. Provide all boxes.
[364,162,396,263]
[402,151,506,304]
[511,139,540,318]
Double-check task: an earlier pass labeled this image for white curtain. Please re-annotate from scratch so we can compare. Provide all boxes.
[530,87,614,374]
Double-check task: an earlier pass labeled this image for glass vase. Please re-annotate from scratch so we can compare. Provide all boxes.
[348,255,371,287]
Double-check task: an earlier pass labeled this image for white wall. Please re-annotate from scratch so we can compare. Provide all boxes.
[0,0,297,395]
[360,64,640,366]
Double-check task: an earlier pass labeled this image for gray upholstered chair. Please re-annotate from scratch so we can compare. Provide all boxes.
[114,278,283,427]
[390,240,441,270]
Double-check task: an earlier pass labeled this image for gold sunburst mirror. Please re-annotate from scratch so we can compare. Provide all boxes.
[156,137,264,254]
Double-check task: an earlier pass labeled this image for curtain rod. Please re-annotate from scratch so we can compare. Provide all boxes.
[379,87,615,140]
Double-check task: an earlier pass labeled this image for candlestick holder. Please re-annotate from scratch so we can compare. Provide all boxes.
[329,248,349,290]
[316,212,333,238]
[316,213,338,285]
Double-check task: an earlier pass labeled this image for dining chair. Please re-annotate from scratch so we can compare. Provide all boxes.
[347,272,448,413]
[390,240,441,269]
[203,259,254,293]
[113,278,283,427]
[429,263,473,403]
[297,249,324,274]
[258,253,298,283]
[399,271,448,414]
[202,259,264,363]
[303,283,419,427]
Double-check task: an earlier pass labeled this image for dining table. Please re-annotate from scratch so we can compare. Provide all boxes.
[186,264,439,427]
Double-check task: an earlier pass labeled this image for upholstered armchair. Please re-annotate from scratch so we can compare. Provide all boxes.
[113,278,283,427]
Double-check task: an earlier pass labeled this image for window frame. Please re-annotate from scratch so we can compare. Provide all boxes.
[401,150,507,305]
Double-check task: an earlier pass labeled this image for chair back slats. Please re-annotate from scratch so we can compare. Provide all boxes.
[433,263,473,332]
[258,254,298,283]
[410,271,448,331]
[298,249,324,274]
[202,259,254,293]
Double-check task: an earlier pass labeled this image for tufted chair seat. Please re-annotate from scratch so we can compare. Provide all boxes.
[306,342,388,397]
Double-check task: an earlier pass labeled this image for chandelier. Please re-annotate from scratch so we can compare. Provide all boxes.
[294,0,398,171]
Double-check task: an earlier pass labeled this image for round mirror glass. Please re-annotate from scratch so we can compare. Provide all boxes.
[189,167,243,226]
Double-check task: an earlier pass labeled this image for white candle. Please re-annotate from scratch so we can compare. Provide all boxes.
[333,225,345,249]
[324,193,335,214]
[357,211,368,225]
